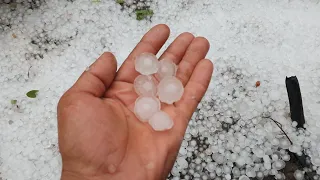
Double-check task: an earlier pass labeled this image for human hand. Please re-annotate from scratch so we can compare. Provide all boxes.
[57,24,213,180]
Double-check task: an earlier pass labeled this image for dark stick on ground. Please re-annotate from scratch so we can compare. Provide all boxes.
[285,76,305,128]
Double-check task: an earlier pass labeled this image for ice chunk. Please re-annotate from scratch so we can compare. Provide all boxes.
[135,53,159,75]
[272,160,285,170]
[293,170,304,180]
[156,58,177,80]
[252,147,265,158]
[134,75,157,96]
[134,96,160,122]
[177,157,188,169]
[239,175,250,180]
[157,76,184,104]
[263,155,271,170]
[148,111,174,131]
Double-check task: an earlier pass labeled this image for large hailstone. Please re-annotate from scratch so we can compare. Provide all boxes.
[134,96,160,122]
[135,52,159,75]
[134,75,157,96]
[148,111,174,131]
[156,58,177,80]
[157,76,184,104]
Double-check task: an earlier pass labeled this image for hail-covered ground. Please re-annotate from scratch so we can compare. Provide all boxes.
[1,0,320,179]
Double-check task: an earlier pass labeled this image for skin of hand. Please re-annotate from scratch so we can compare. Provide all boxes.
[58,24,213,180]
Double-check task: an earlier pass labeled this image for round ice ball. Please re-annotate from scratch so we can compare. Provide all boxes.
[156,58,177,80]
[239,175,250,180]
[148,111,174,131]
[134,96,160,122]
[134,75,157,96]
[293,170,304,180]
[135,52,159,75]
[157,76,184,104]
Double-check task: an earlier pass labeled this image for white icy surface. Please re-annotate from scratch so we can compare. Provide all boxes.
[1,0,320,179]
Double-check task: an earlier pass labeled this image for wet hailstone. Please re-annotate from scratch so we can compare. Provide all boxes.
[148,111,174,131]
[239,175,250,180]
[135,52,159,75]
[134,75,157,96]
[133,53,184,131]
[134,96,160,122]
[157,76,184,104]
[156,58,177,80]
[294,170,305,180]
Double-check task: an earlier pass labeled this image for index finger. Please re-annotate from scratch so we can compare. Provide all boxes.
[115,24,170,83]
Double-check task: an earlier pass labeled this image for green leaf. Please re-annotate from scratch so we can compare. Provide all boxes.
[135,9,154,21]
[26,90,39,98]
[11,100,17,104]
[92,0,101,3]
[116,0,124,4]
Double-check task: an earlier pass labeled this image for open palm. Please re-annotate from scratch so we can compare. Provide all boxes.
[58,24,213,180]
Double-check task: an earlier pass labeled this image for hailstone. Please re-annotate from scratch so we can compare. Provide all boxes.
[134,75,157,96]
[157,76,184,104]
[239,175,250,180]
[135,52,159,75]
[148,111,174,131]
[134,96,160,122]
[156,58,177,80]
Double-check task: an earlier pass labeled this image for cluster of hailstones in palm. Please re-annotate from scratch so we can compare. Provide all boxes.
[133,52,184,131]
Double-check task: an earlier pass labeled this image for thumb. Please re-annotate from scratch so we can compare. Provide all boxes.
[70,52,117,97]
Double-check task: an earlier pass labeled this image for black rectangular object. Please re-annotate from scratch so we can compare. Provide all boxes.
[285,76,305,128]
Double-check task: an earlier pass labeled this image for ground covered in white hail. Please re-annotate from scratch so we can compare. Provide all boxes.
[1,0,320,179]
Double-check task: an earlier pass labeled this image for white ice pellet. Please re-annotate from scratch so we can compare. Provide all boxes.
[134,75,157,96]
[157,76,184,104]
[148,111,174,131]
[156,58,177,80]
[252,147,265,158]
[263,155,272,170]
[135,53,159,75]
[134,96,160,122]
[293,170,305,180]
[239,175,250,180]
[177,157,188,169]
[273,160,286,170]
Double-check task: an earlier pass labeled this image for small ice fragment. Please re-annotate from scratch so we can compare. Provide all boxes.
[135,52,159,75]
[157,76,184,104]
[212,153,225,164]
[272,160,286,170]
[156,58,177,80]
[148,111,174,131]
[134,75,157,96]
[252,147,265,158]
[177,157,188,169]
[263,155,271,170]
[134,96,160,122]
[293,170,304,180]
[239,175,250,180]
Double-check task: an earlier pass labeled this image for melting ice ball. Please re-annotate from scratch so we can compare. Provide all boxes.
[239,175,250,180]
[148,111,174,131]
[156,58,177,80]
[134,75,157,96]
[157,76,184,104]
[135,52,159,75]
[134,96,160,122]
